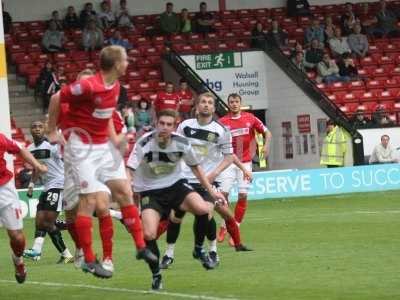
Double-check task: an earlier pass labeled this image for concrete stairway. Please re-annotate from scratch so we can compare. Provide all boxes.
[8,69,45,137]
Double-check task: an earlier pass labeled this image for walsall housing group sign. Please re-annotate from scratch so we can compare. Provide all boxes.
[183,51,269,110]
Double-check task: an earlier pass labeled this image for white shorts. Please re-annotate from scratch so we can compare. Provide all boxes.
[220,161,252,194]
[63,133,126,211]
[0,181,23,230]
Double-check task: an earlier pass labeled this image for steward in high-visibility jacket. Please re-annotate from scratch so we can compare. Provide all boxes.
[320,121,347,167]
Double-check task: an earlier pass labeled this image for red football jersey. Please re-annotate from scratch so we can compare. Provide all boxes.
[57,102,70,132]
[0,133,21,186]
[59,73,120,144]
[112,110,125,135]
[154,91,180,112]
[219,112,266,162]
[177,89,194,113]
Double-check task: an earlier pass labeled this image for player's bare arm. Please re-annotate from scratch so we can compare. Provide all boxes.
[232,154,253,182]
[47,92,61,144]
[206,154,234,183]
[190,164,226,205]
[263,128,272,158]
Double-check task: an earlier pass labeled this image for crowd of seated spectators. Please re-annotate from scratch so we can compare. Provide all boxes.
[280,0,400,129]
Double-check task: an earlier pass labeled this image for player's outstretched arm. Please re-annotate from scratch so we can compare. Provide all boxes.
[233,154,253,182]
[191,164,226,205]
[19,147,47,174]
[263,128,272,158]
[207,154,234,183]
[47,92,61,143]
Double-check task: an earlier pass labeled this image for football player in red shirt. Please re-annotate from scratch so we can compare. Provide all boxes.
[177,79,194,120]
[0,133,47,283]
[153,81,180,113]
[47,46,156,278]
[218,93,272,243]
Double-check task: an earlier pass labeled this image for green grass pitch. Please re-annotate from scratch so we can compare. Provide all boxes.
[0,191,399,300]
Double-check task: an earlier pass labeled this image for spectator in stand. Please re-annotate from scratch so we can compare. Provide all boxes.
[63,6,80,30]
[337,52,358,80]
[266,19,288,48]
[180,8,192,34]
[107,30,132,49]
[177,79,194,120]
[348,24,368,57]
[358,2,376,35]
[369,135,398,164]
[119,102,135,133]
[2,3,12,34]
[251,22,267,49]
[305,38,324,69]
[135,99,153,134]
[79,2,97,29]
[290,41,305,59]
[305,17,325,46]
[341,2,357,36]
[82,19,104,51]
[291,51,311,72]
[351,109,371,128]
[160,2,180,35]
[194,2,215,34]
[317,53,348,84]
[118,83,129,106]
[372,105,395,125]
[324,15,336,44]
[98,1,116,29]
[374,0,400,38]
[287,0,311,17]
[49,10,63,31]
[329,27,351,58]
[153,81,180,114]
[36,62,61,112]
[115,0,134,29]
[42,20,66,53]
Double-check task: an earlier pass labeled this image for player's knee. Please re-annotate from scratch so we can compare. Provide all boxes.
[9,230,24,243]
[170,215,182,224]
[143,228,157,240]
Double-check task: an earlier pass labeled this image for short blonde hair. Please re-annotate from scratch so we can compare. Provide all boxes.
[196,92,215,106]
[100,45,126,71]
[77,68,95,80]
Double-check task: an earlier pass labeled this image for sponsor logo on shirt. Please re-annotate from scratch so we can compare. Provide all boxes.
[71,83,82,95]
[164,100,176,105]
[92,108,114,119]
[231,128,250,137]
[94,96,102,105]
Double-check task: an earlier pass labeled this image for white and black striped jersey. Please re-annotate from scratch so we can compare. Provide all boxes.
[28,140,64,191]
[177,118,233,184]
[127,130,199,192]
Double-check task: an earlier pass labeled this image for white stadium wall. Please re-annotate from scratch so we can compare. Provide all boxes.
[4,0,380,22]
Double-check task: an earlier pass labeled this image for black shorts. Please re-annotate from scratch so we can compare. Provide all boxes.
[189,183,215,203]
[172,182,216,219]
[140,179,195,218]
[37,188,63,212]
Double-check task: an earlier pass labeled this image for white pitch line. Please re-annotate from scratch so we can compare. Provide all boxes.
[0,280,240,300]
[249,210,400,221]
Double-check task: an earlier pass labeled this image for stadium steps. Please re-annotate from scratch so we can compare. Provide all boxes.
[8,69,43,138]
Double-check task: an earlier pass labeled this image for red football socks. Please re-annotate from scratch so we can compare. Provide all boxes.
[10,235,25,257]
[156,219,169,239]
[99,214,113,260]
[234,197,248,224]
[225,217,241,246]
[67,222,80,249]
[121,205,146,249]
[225,218,240,246]
[75,215,96,263]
